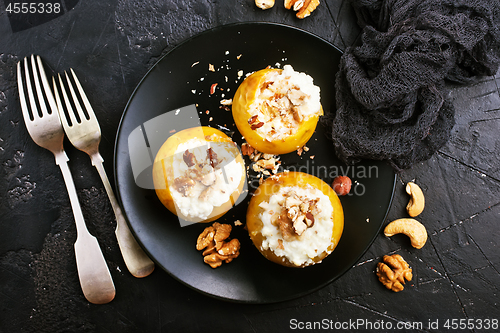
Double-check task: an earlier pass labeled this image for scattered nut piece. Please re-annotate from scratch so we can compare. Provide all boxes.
[284,0,320,18]
[384,218,427,249]
[376,254,413,292]
[196,222,240,268]
[241,142,255,156]
[210,83,218,95]
[331,175,352,196]
[406,182,425,217]
[242,141,281,176]
[255,0,274,10]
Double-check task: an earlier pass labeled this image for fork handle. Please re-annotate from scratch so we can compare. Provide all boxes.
[91,153,155,278]
[54,151,115,304]
[55,151,91,237]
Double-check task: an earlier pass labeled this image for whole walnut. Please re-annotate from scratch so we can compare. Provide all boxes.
[376,254,413,292]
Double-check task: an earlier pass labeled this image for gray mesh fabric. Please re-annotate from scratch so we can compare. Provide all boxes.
[330,0,500,171]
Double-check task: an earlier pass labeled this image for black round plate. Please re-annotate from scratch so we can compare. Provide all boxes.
[114,22,395,303]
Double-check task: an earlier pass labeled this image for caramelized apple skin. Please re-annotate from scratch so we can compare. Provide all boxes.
[246,171,344,267]
[152,126,246,223]
[232,68,322,155]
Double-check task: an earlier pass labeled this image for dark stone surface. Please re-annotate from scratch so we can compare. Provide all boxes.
[0,1,499,332]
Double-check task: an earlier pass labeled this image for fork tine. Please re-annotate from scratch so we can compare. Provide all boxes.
[64,70,87,123]
[17,59,32,123]
[55,73,79,127]
[52,76,67,126]
[35,55,59,115]
[70,68,97,121]
[23,57,40,120]
[31,55,51,118]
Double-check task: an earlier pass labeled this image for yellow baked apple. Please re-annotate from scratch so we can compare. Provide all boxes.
[232,65,323,155]
[247,171,344,267]
[152,126,246,223]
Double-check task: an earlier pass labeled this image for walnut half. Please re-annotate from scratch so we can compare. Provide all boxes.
[284,0,320,19]
[196,222,241,268]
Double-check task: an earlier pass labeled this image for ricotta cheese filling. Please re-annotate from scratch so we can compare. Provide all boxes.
[248,65,321,141]
[258,185,334,267]
[169,138,243,220]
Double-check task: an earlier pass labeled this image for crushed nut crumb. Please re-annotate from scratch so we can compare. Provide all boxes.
[210,83,218,95]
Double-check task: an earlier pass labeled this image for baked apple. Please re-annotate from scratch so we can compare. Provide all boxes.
[232,65,323,155]
[247,171,344,267]
[152,126,246,223]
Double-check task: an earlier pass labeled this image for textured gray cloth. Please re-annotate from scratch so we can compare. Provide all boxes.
[330,0,500,171]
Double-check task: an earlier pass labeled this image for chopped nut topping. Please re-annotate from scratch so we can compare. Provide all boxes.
[271,190,319,237]
[291,106,303,123]
[248,68,317,142]
[200,167,216,186]
[249,115,259,124]
[174,145,226,201]
[183,149,196,167]
[198,185,213,201]
[174,176,196,197]
[275,211,296,242]
[251,122,265,130]
[206,147,219,168]
[305,212,315,227]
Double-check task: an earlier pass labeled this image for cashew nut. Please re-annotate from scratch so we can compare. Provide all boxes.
[406,182,425,217]
[255,0,275,10]
[384,218,427,249]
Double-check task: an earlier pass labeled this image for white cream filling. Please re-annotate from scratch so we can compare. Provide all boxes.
[249,65,321,141]
[258,185,334,267]
[169,138,242,220]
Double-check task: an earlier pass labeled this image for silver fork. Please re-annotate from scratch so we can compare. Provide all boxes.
[17,55,116,304]
[53,69,155,278]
